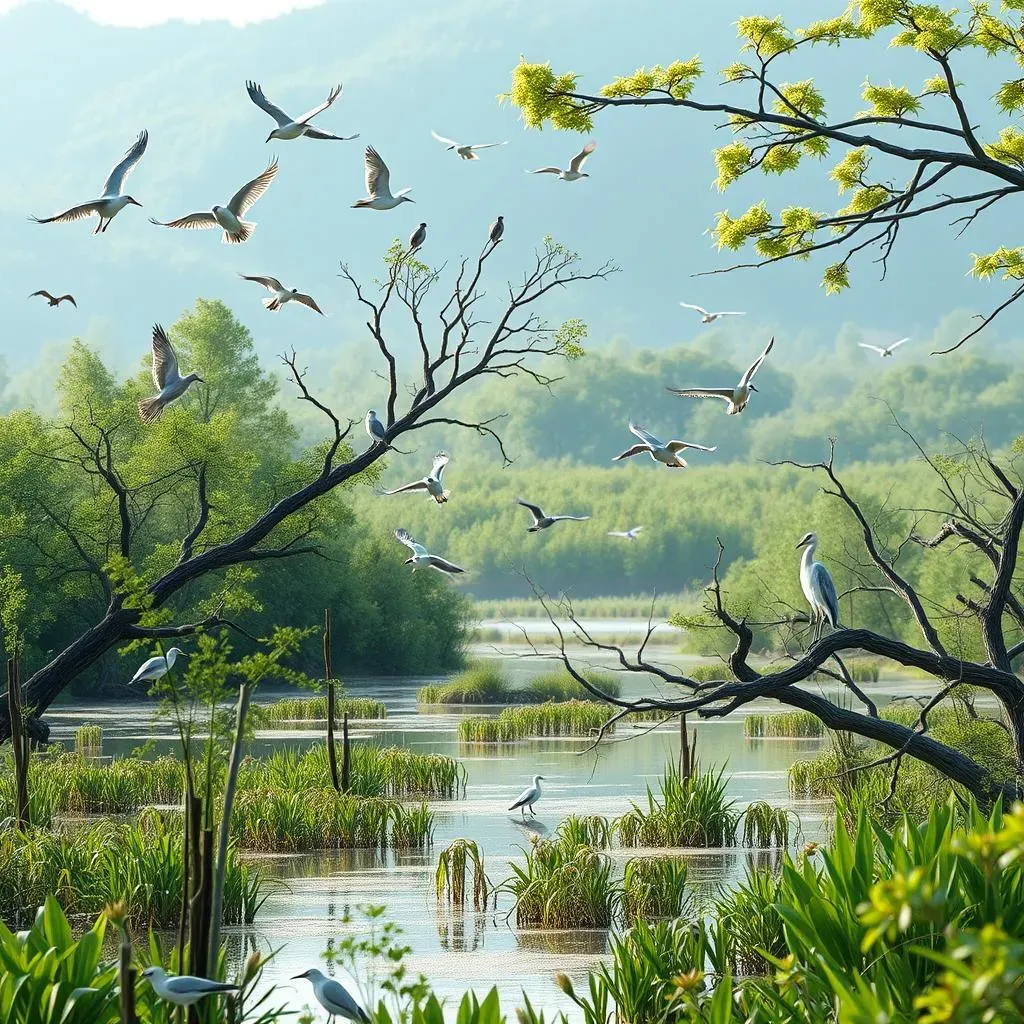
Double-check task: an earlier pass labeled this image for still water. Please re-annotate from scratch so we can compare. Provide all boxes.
[43,643,938,1019]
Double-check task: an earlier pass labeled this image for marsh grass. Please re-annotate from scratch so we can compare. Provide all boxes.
[436,838,490,910]
[740,801,797,847]
[622,857,689,922]
[419,663,622,705]
[745,711,825,738]
[522,669,621,701]
[558,814,613,850]
[74,724,103,757]
[458,701,610,742]
[474,594,689,620]
[685,662,733,683]
[714,867,785,974]
[253,695,387,723]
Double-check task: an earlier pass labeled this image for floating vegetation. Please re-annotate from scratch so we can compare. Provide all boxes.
[521,670,621,702]
[419,663,621,704]
[740,801,796,848]
[558,814,613,850]
[616,764,739,848]
[73,724,103,757]
[253,694,387,723]
[458,701,610,742]
[744,711,825,738]
[436,838,490,910]
[622,857,689,923]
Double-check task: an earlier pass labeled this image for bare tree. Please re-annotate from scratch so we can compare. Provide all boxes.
[0,238,615,741]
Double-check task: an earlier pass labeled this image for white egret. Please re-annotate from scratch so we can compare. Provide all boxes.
[352,147,413,210]
[509,775,545,817]
[859,337,909,358]
[517,499,590,532]
[246,81,357,142]
[796,532,841,642]
[430,131,508,160]
[141,967,237,1008]
[138,326,204,423]
[293,968,370,1024]
[612,422,717,469]
[608,526,644,541]
[239,274,324,314]
[394,529,466,575]
[129,647,186,685]
[666,336,774,415]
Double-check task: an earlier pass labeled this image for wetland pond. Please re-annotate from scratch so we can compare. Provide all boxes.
[42,634,941,1019]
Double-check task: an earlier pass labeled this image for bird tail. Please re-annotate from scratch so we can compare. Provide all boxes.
[138,396,166,423]
[223,221,255,245]
[351,199,373,209]
[432,491,450,504]
[263,297,278,311]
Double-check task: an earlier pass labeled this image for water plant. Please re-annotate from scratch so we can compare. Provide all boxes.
[557,814,612,850]
[253,694,387,723]
[74,723,103,757]
[740,801,797,848]
[435,838,490,910]
[458,701,610,742]
[521,669,621,702]
[744,710,825,738]
[714,866,785,974]
[418,661,513,704]
[622,857,689,922]
[685,662,733,683]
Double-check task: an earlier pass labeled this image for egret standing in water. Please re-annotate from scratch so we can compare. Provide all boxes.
[292,968,370,1023]
[509,775,545,817]
[796,532,840,642]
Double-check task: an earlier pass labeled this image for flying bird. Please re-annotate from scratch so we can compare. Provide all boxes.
[679,302,746,324]
[238,274,323,314]
[666,336,774,415]
[365,410,387,446]
[517,499,590,532]
[382,452,450,503]
[394,528,466,575]
[292,969,370,1024]
[246,80,357,142]
[509,775,545,818]
[138,325,204,423]
[129,647,185,685]
[408,222,427,252]
[796,532,841,643]
[141,968,238,1008]
[489,216,504,244]
[30,290,76,308]
[352,147,414,210]
[608,526,644,541]
[430,130,508,160]
[528,141,596,181]
[30,130,147,234]
[612,422,717,469]
[149,158,278,244]
[859,337,909,358]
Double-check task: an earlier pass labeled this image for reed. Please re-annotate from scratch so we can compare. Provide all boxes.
[74,724,103,757]
[418,662,513,704]
[615,764,739,848]
[622,857,689,922]
[522,670,622,702]
[685,662,733,683]
[558,814,613,850]
[714,867,785,974]
[740,801,796,848]
[744,711,825,738]
[436,838,490,909]
[253,695,387,723]
[788,730,865,797]
[458,701,610,742]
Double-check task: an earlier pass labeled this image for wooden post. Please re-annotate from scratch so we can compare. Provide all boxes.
[119,925,137,1024]
[177,778,192,974]
[324,609,340,792]
[679,714,696,781]
[187,792,203,974]
[8,657,29,830]
[341,713,351,793]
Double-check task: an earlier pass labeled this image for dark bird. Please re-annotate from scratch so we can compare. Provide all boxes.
[408,222,427,252]
[30,290,76,308]
[489,215,504,244]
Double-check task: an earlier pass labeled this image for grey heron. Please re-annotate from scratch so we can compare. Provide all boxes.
[394,529,466,575]
[666,336,774,415]
[517,499,590,532]
[528,141,596,181]
[509,774,545,817]
[796,532,840,642]
[138,325,204,423]
[489,216,504,244]
[141,967,238,1008]
[612,422,717,469]
[293,968,370,1024]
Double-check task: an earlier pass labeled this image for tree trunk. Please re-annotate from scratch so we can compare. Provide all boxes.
[341,712,351,793]
[324,609,340,792]
[118,923,137,1024]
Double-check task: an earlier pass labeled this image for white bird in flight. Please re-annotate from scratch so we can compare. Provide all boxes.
[859,337,909,358]
[129,647,186,685]
[394,529,466,575]
[528,141,596,181]
[138,326,204,423]
[149,158,278,244]
[517,499,590,533]
[666,336,775,415]
[612,422,717,469]
[431,130,508,160]
[679,302,746,324]
[796,531,841,643]
[246,81,358,142]
[239,274,323,315]
[292,969,370,1024]
[608,526,644,541]
[141,967,238,1008]
[382,452,450,503]
[30,130,147,234]
[352,147,414,210]
[509,775,545,817]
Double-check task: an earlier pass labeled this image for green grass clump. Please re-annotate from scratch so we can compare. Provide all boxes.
[685,662,733,683]
[715,866,785,974]
[458,701,610,742]
[436,838,490,909]
[522,670,622,701]
[622,857,689,922]
[418,662,513,704]
[616,764,739,848]
[740,801,796,848]
[254,695,387,723]
[74,724,103,757]
[745,710,825,738]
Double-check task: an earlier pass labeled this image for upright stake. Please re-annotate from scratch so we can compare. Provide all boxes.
[118,920,137,1024]
[8,657,29,830]
[324,609,340,792]
[679,714,694,781]
[341,713,351,793]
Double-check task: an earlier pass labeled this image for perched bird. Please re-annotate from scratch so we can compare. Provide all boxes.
[408,222,427,253]
[141,967,238,1008]
[612,422,717,469]
[608,526,644,541]
[679,302,746,324]
[796,532,841,643]
[149,159,278,245]
[382,452,450,503]
[239,274,323,314]
[292,969,370,1024]
[509,775,545,818]
[246,80,357,142]
[30,130,147,234]
[666,336,774,415]
[859,337,909,358]
[430,130,508,160]
[365,410,387,446]
[528,141,596,181]
[129,647,185,685]
[517,499,590,533]
[489,215,504,245]
[30,290,76,308]
[352,147,413,210]
[394,529,466,575]
[138,325,204,423]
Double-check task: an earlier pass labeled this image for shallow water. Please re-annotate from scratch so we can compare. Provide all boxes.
[45,649,951,1019]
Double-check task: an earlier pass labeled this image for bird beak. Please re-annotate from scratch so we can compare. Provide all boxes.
[265,134,274,144]
[795,539,806,549]
[749,384,758,392]
[129,198,142,207]
[195,376,206,384]
[290,973,305,981]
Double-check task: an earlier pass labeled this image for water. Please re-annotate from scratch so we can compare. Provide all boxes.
[44,645,944,1019]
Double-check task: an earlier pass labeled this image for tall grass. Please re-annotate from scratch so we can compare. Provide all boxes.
[74,724,103,757]
[436,838,490,910]
[745,710,825,738]
[521,670,622,702]
[474,593,689,620]
[622,857,689,922]
[685,662,734,682]
[458,701,611,742]
[253,695,387,723]
[419,663,622,704]
[740,801,796,848]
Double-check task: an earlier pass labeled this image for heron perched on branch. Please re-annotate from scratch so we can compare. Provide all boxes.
[796,531,841,643]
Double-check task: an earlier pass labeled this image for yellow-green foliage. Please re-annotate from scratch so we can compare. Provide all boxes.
[506,60,592,132]
[859,82,923,118]
[601,59,703,101]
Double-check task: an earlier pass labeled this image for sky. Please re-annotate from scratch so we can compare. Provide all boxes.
[0,0,321,26]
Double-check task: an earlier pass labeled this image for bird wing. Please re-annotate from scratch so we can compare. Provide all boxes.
[628,422,662,447]
[30,290,54,300]
[888,337,910,351]
[296,83,342,125]
[679,302,710,316]
[741,335,775,387]
[568,141,596,173]
[509,785,537,809]
[239,274,283,291]
[517,499,545,522]
[31,202,104,225]
[102,130,148,197]
[394,529,428,557]
[857,343,885,354]
[228,159,279,215]
[607,531,628,538]
[130,654,163,680]
[550,515,590,522]
[812,561,840,627]
[293,293,324,314]
[629,526,644,536]
[165,977,236,996]
[303,127,359,141]
[528,167,563,175]
[431,452,450,480]
[246,81,292,126]
[320,978,366,1019]
[431,130,460,147]
[150,324,179,389]
[715,311,746,317]
[150,212,218,230]
[364,146,391,198]
[59,295,77,307]
[665,388,735,402]
[382,480,429,495]
[469,141,508,151]
[666,441,717,453]
[427,555,466,574]
[612,444,651,461]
